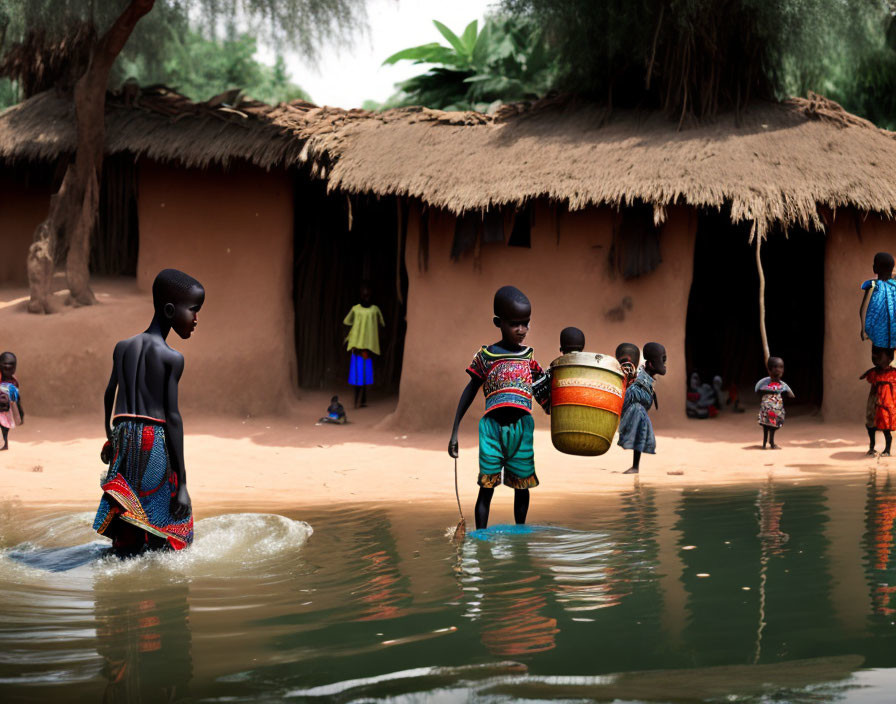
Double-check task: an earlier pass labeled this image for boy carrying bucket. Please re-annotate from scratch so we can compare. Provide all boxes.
[448,286,550,529]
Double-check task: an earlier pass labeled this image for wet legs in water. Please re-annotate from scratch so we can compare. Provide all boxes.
[474,487,531,529]
[623,451,641,474]
[354,386,367,409]
[868,427,892,456]
[762,426,779,450]
[1,426,7,450]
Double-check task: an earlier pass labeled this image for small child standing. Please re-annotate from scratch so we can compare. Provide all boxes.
[0,351,23,451]
[448,286,550,529]
[617,342,666,474]
[755,356,795,449]
[861,346,896,456]
[860,252,896,350]
[343,282,385,409]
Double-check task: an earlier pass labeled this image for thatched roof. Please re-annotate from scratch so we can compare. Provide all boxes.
[298,93,896,235]
[2,86,895,234]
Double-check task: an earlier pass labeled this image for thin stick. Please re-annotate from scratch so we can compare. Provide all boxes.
[454,457,464,519]
[756,234,770,364]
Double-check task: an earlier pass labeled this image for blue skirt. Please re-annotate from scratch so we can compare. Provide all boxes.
[349,353,374,386]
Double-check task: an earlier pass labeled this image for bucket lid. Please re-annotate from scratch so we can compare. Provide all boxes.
[550,351,624,375]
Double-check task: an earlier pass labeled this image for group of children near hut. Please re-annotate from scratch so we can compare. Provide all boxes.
[4,249,896,553]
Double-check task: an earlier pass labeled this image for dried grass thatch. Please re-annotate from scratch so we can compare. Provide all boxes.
[2,86,896,235]
[298,92,896,236]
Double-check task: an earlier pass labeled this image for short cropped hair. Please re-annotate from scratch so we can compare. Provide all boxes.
[767,356,784,368]
[872,346,895,362]
[152,269,203,311]
[0,351,15,363]
[493,285,530,318]
[643,342,665,362]
[875,252,895,271]
[560,327,585,351]
[615,342,640,364]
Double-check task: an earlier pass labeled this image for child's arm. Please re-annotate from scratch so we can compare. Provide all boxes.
[860,288,871,340]
[784,384,795,399]
[861,368,875,380]
[165,353,191,520]
[448,377,483,457]
[102,347,119,441]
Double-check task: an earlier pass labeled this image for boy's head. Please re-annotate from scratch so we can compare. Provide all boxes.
[493,286,531,346]
[0,352,16,378]
[767,356,785,379]
[560,327,585,354]
[152,269,205,340]
[331,395,339,403]
[615,343,640,369]
[360,281,372,306]
[874,252,895,279]
[872,346,894,369]
[643,342,667,376]
[689,371,701,389]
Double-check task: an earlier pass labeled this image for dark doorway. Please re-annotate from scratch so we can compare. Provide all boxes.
[91,155,139,276]
[685,208,824,409]
[293,174,408,393]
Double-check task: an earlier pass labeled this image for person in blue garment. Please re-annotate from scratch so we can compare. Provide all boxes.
[860,252,896,350]
[617,342,666,474]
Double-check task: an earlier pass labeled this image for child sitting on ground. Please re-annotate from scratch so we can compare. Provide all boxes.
[617,342,666,474]
[0,351,23,451]
[533,326,585,409]
[861,346,896,456]
[755,356,795,449]
[861,252,896,350]
[317,396,347,425]
[615,343,640,388]
[448,286,550,529]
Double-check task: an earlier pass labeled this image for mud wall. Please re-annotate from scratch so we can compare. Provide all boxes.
[823,212,895,422]
[137,161,296,415]
[391,203,696,431]
[0,173,50,285]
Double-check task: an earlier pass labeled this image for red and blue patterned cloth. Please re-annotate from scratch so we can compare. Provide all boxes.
[467,345,548,415]
[93,418,193,551]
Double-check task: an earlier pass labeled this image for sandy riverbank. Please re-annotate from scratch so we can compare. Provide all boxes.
[0,392,884,518]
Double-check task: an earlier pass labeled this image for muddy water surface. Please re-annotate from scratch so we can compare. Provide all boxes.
[2,472,896,702]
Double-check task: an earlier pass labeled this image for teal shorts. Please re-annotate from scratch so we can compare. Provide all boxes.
[477,414,538,490]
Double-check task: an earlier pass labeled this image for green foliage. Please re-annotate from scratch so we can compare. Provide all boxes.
[117,31,311,103]
[380,14,561,112]
[0,0,365,104]
[502,0,888,119]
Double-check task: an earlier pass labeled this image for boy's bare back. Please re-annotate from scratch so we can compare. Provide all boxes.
[111,333,184,421]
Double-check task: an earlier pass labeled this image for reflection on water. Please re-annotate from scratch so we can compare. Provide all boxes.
[2,473,896,701]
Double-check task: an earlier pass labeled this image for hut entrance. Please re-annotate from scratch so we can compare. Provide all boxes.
[685,209,824,411]
[293,175,408,396]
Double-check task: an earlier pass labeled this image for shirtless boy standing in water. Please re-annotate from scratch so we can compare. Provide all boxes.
[93,269,204,556]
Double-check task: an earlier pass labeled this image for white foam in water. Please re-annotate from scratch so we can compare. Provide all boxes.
[0,512,312,584]
[94,513,313,579]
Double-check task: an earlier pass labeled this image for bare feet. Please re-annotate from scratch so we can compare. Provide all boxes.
[769,444,781,450]
[623,467,639,474]
[868,448,878,456]
[882,451,891,458]
[0,445,7,451]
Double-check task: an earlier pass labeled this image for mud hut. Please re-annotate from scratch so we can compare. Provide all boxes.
[2,88,895,426]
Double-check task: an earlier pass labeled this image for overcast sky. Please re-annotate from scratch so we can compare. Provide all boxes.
[256,0,497,108]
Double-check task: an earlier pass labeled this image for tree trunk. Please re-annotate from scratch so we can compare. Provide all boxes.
[27,0,155,313]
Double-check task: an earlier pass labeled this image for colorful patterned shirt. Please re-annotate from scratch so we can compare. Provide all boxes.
[467,345,547,415]
[863,279,896,349]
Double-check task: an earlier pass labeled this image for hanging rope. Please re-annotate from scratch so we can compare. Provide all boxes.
[755,234,770,364]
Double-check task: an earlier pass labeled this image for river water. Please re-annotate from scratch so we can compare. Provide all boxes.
[2,471,896,702]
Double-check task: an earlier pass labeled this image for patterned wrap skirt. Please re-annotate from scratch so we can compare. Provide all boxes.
[758,393,785,429]
[93,418,193,550]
